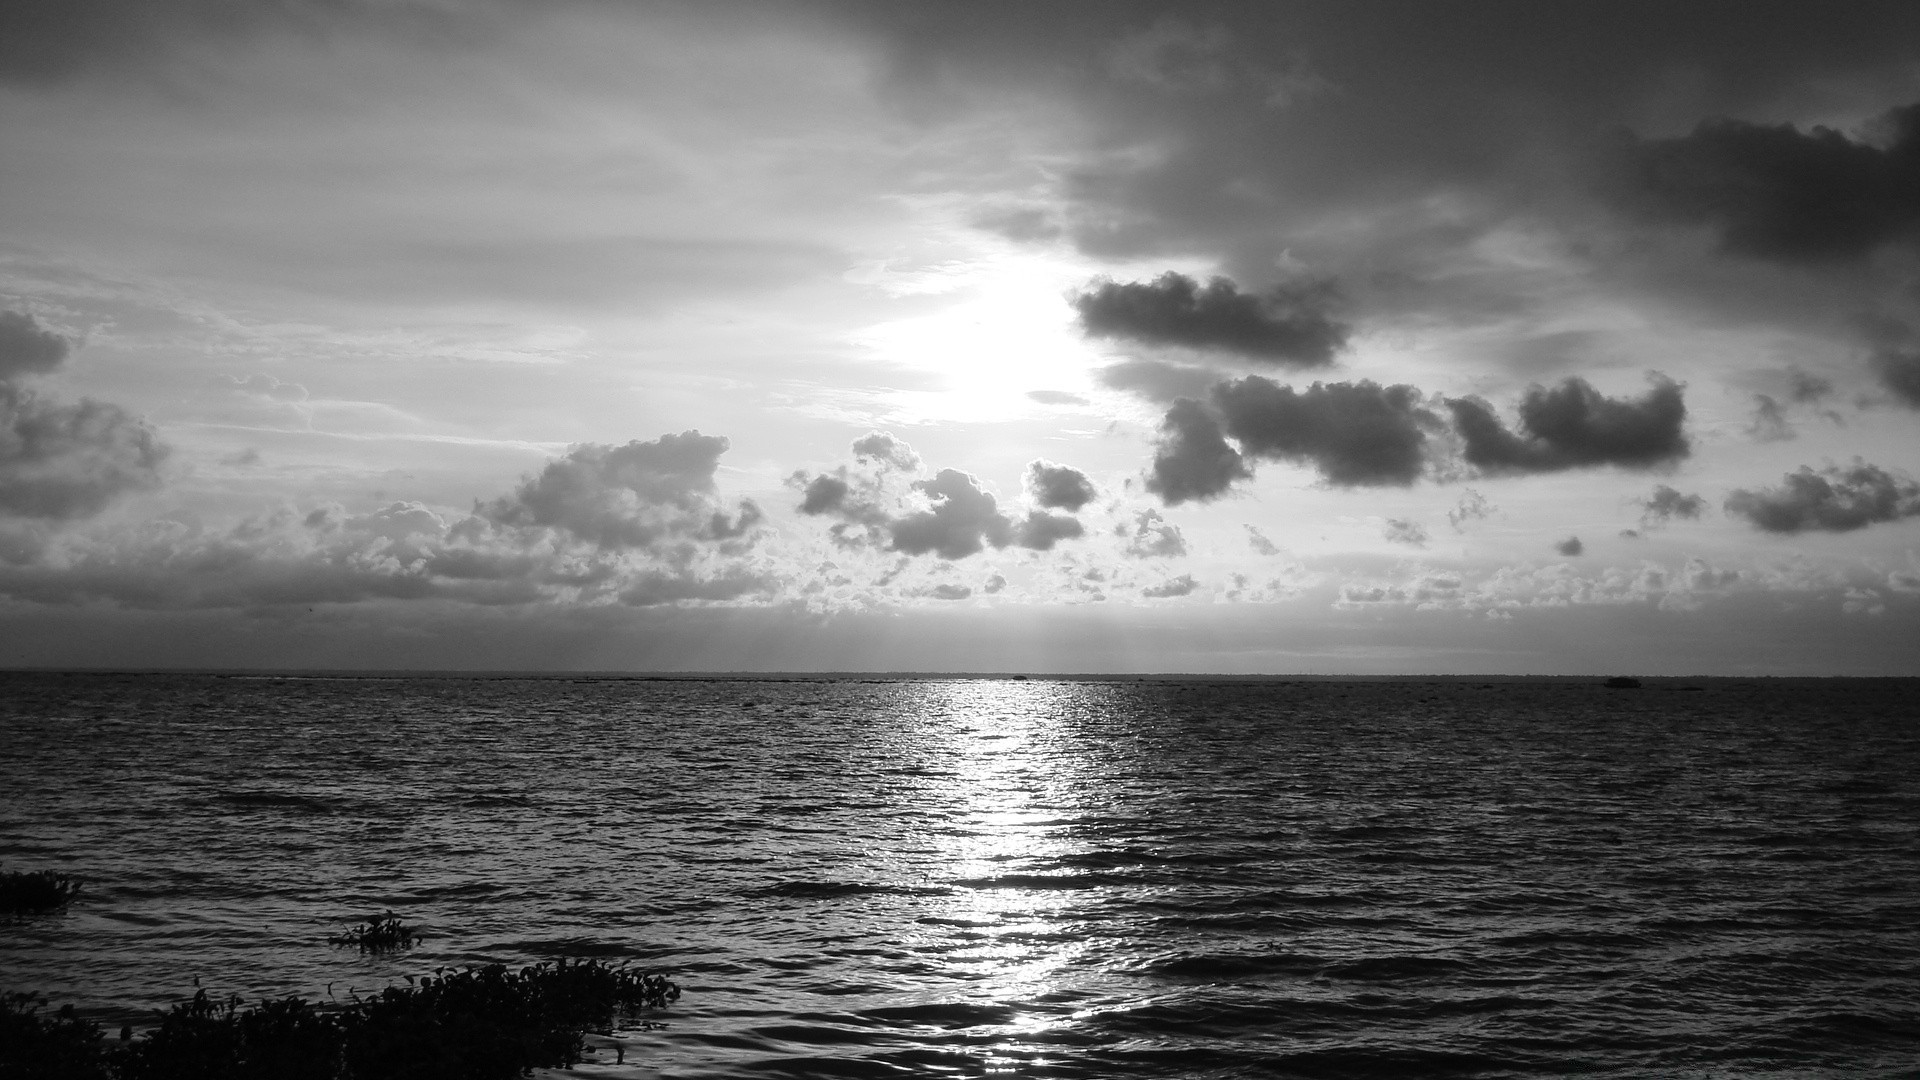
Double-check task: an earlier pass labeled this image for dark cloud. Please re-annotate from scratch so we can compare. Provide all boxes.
[0,0,481,86]
[1725,461,1920,533]
[922,583,973,601]
[0,311,69,382]
[0,384,168,520]
[1873,347,1920,408]
[1012,510,1084,551]
[1448,375,1688,475]
[1613,103,1920,262]
[1144,398,1248,505]
[1639,484,1708,527]
[1026,459,1096,511]
[1073,272,1347,365]
[1097,357,1219,403]
[1382,518,1428,547]
[1555,536,1584,557]
[481,431,761,551]
[1747,394,1795,442]
[1141,573,1198,598]
[797,473,851,515]
[889,468,1013,559]
[1787,368,1833,402]
[1215,377,1436,486]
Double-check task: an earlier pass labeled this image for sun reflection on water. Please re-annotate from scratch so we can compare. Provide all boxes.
[905,679,1105,1069]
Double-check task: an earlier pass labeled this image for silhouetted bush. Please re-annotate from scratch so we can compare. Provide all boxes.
[327,915,419,954]
[1,992,111,1080]
[0,960,679,1080]
[0,868,83,914]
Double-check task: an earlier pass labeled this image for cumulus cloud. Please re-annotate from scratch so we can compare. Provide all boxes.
[1216,377,1435,486]
[1141,573,1198,598]
[481,431,761,550]
[0,311,69,381]
[1122,508,1187,558]
[1145,398,1248,505]
[1555,536,1584,557]
[0,310,166,522]
[1448,375,1689,475]
[797,473,852,516]
[1725,461,1920,533]
[1012,509,1084,551]
[1383,518,1428,547]
[890,468,1013,559]
[1614,103,1920,262]
[851,431,922,472]
[1026,460,1096,510]
[795,436,1085,560]
[1244,524,1279,555]
[1638,484,1708,528]
[1073,272,1348,365]
[2,386,168,522]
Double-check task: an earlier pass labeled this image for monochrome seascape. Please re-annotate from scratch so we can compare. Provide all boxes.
[3,672,1917,1077]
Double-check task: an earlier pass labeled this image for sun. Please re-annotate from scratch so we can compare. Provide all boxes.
[852,252,1107,423]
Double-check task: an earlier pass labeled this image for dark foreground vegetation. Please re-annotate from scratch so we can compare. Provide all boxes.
[0,868,83,914]
[1,960,679,1080]
[327,914,421,953]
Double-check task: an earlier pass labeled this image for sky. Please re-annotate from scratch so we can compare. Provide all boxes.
[2,0,1919,674]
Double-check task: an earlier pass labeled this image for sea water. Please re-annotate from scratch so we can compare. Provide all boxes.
[2,672,1918,1077]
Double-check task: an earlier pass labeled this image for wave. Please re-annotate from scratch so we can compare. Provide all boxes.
[745,881,954,900]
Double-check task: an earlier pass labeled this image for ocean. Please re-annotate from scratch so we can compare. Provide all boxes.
[2,672,1918,1077]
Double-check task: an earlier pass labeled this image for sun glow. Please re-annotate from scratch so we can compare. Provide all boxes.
[852,254,1103,423]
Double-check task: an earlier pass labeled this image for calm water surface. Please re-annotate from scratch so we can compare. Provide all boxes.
[3,673,1919,1077]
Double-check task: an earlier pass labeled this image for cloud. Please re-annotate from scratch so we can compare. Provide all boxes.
[1026,390,1087,406]
[795,437,1085,560]
[1873,346,1920,408]
[1555,536,1584,557]
[1215,377,1436,487]
[889,468,1014,559]
[982,573,1006,594]
[1638,484,1708,527]
[1122,508,1187,558]
[1725,461,1920,533]
[1383,518,1428,547]
[1026,459,1096,511]
[1244,524,1279,556]
[797,473,851,516]
[1073,272,1348,365]
[480,431,761,551]
[0,384,169,521]
[1012,509,1084,551]
[1145,398,1249,505]
[1141,573,1198,598]
[1613,103,1920,262]
[0,311,70,382]
[1447,489,1494,531]
[1447,375,1689,475]
[919,582,973,601]
[851,431,922,472]
[1097,357,1220,403]
[1747,394,1796,442]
